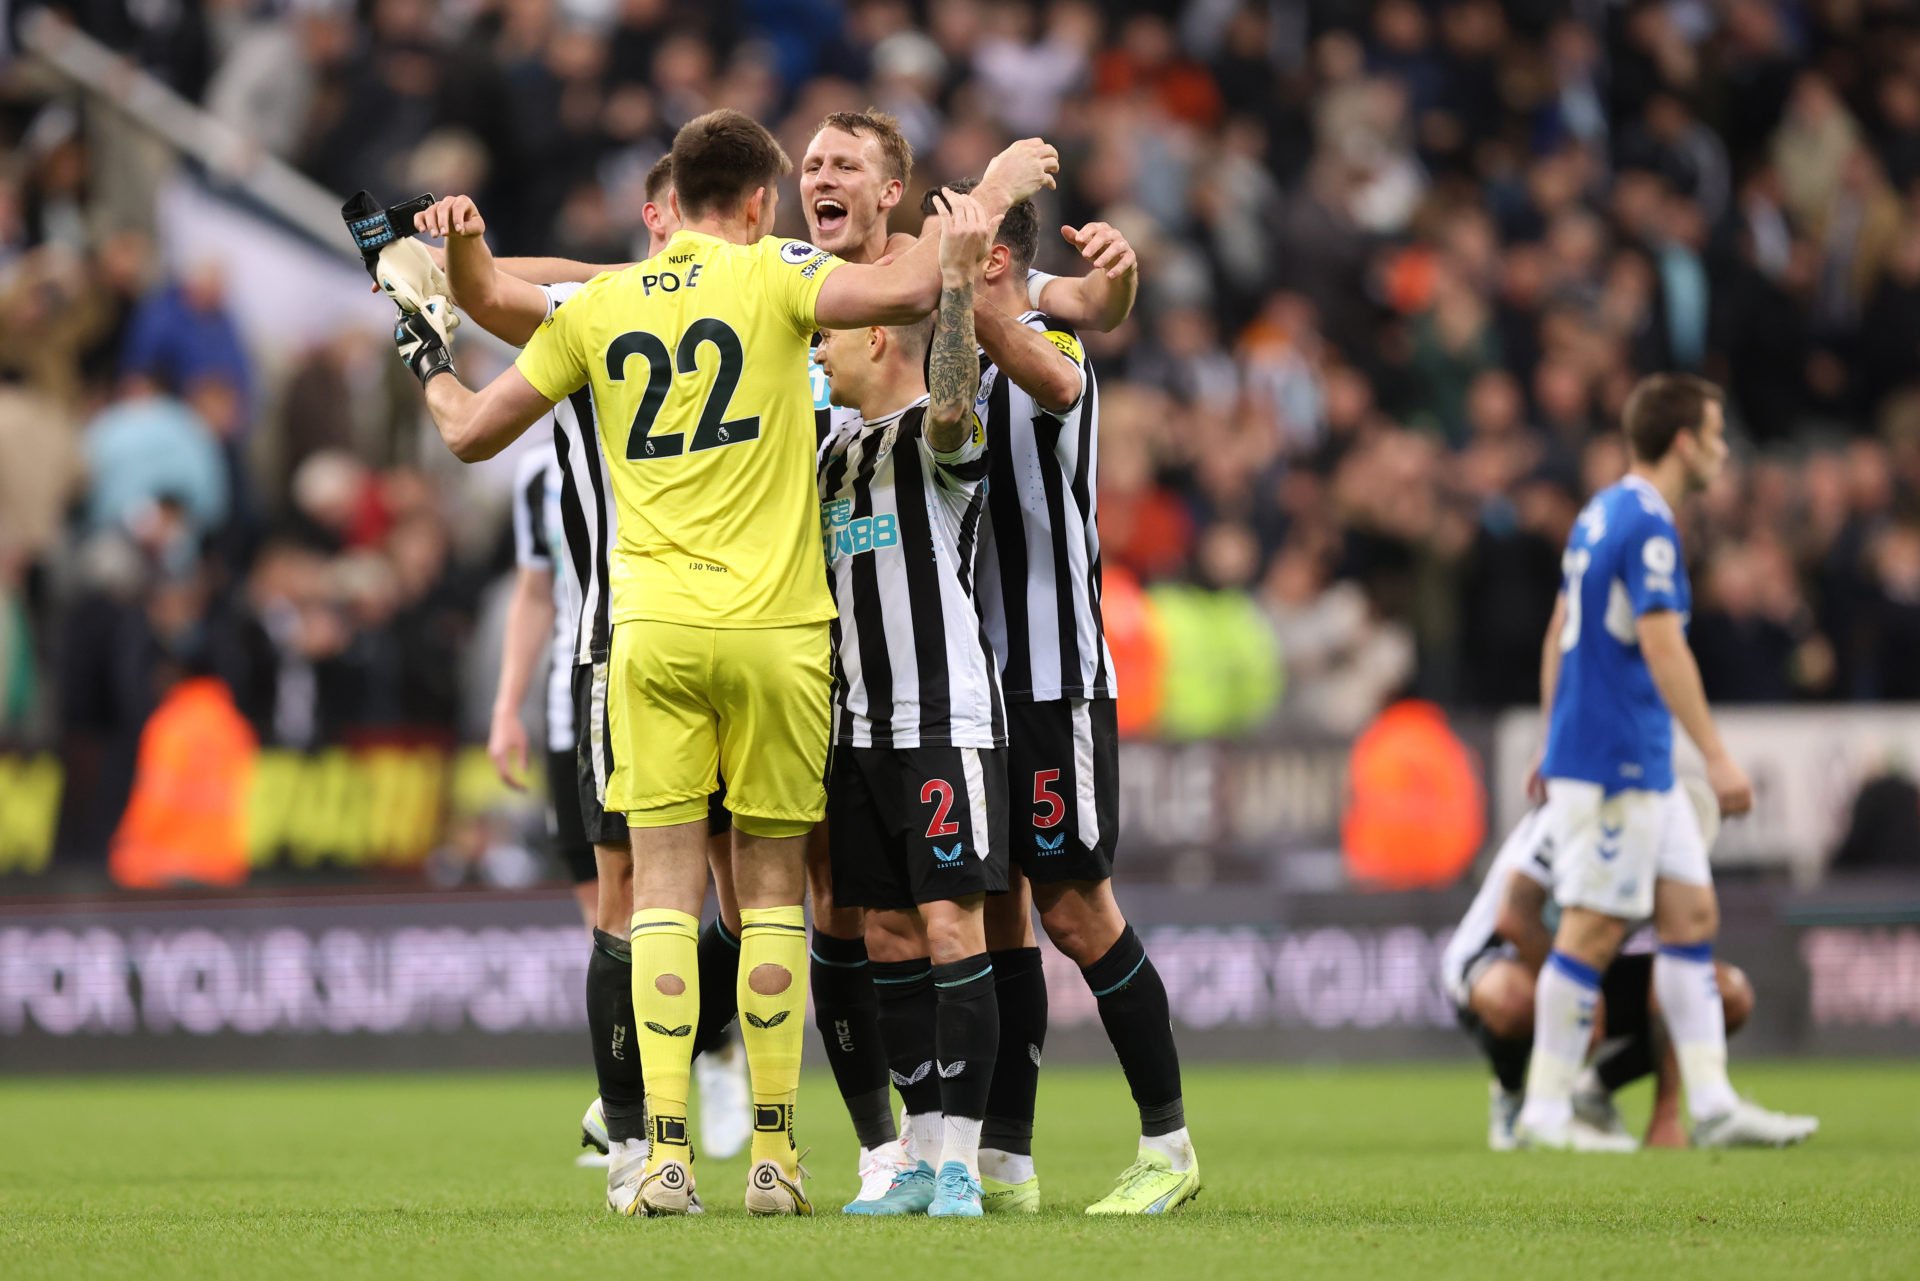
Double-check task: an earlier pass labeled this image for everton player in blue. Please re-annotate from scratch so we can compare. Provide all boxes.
[1515,375,1817,1150]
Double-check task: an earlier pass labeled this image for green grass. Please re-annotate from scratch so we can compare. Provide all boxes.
[1,1062,1914,1280]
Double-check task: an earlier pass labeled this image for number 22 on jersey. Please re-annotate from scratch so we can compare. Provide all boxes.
[606,318,760,461]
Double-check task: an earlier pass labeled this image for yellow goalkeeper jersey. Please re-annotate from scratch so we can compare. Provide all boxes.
[516,231,845,628]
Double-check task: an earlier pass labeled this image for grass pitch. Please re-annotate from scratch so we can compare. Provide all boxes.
[1,1061,1913,1280]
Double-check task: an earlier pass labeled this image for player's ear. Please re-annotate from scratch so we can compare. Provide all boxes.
[985,243,1012,282]
[878,178,902,213]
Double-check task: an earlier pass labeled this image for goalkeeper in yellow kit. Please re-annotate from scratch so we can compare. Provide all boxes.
[396,108,1057,1216]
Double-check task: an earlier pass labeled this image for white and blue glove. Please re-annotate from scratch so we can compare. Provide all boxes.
[394,295,457,385]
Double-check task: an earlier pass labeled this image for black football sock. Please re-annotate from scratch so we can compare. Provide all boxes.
[1597,952,1658,1090]
[872,958,940,1125]
[1593,1031,1658,1093]
[814,931,898,1150]
[982,947,1047,1156]
[932,955,999,1123]
[1474,1023,1533,1094]
[1594,953,1656,1092]
[692,917,741,1057]
[1083,924,1185,1136]
[587,929,646,1143]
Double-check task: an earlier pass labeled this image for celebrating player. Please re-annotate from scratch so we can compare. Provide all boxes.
[1514,374,1816,1150]
[793,109,1144,1209]
[442,160,751,1206]
[1442,799,1756,1151]
[896,180,1196,1215]
[812,190,1010,1218]
[403,110,1098,1209]
[395,108,1057,1215]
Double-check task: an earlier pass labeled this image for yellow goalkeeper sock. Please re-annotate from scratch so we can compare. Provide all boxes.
[738,905,809,1166]
[631,908,701,1160]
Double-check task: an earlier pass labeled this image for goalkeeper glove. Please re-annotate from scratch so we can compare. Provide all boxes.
[375,237,461,334]
[395,297,457,385]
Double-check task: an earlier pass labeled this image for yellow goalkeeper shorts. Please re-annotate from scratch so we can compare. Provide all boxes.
[603,619,830,830]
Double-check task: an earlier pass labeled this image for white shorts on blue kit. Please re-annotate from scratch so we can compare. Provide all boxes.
[1540,779,1712,921]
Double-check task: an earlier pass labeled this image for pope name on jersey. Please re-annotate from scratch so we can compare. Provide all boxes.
[1542,474,1690,794]
[819,398,1005,749]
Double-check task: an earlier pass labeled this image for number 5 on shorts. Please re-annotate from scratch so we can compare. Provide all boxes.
[1033,769,1064,829]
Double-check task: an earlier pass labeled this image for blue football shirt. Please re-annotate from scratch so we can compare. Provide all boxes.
[1541,475,1690,793]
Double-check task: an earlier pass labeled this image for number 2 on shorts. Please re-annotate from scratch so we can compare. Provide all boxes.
[921,778,959,838]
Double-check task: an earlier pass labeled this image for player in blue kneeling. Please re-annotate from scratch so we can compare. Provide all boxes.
[1515,374,1816,1150]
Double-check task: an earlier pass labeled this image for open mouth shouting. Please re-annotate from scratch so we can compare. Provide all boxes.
[812,197,849,239]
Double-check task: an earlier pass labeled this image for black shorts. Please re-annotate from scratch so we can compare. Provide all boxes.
[546,748,600,884]
[1005,697,1119,883]
[827,745,1009,910]
[569,662,729,848]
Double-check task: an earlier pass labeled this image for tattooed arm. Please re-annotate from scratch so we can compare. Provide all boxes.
[927,192,998,454]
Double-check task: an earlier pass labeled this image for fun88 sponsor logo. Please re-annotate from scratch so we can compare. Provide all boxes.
[821,498,899,563]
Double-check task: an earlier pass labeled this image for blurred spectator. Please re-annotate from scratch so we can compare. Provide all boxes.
[0,381,83,565]
[82,390,229,545]
[1829,771,1920,874]
[108,613,256,891]
[205,1,353,160]
[1456,467,1575,707]
[1262,542,1414,736]
[120,262,252,412]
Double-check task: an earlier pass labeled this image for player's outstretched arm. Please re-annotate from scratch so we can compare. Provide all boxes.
[927,196,996,452]
[417,245,619,285]
[974,301,1081,414]
[492,256,626,284]
[1036,222,1139,334]
[415,196,570,346]
[489,565,555,791]
[974,137,1060,214]
[1637,610,1753,816]
[393,307,554,461]
[424,365,553,462]
[814,206,954,328]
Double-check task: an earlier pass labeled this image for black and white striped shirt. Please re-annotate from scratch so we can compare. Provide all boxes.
[974,313,1115,703]
[818,397,1006,749]
[510,447,577,749]
[537,282,618,669]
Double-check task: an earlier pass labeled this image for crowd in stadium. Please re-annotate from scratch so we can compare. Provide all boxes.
[3,0,1920,754]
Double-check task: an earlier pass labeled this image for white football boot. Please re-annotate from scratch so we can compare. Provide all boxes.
[605,1137,650,1213]
[578,1097,611,1167]
[1571,1072,1639,1152]
[1694,1099,1819,1148]
[843,1140,918,1212]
